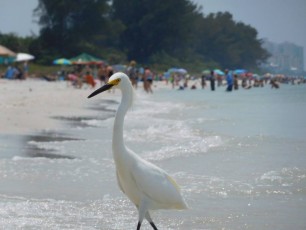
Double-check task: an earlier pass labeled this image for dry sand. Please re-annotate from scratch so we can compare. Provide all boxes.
[0,79,119,135]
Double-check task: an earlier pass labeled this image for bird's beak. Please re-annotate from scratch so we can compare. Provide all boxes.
[87,83,113,98]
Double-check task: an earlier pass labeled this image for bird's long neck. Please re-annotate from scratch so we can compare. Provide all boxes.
[112,85,133,158]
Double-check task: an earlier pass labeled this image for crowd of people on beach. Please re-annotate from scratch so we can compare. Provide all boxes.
[167,69,305,92]
[55,60,156,93]
[1,60,305,93]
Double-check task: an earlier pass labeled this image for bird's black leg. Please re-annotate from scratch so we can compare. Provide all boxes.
[136,220,158,230]
[137,221,141,230]
[145,212,158,230]
[149,221,158,230]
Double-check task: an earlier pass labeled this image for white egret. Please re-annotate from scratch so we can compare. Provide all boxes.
[88,72,187,230]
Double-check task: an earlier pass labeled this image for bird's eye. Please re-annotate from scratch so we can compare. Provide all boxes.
[114,79,121,85]
[109,78,121,85]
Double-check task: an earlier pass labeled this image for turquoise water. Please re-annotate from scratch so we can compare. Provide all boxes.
[0,83,306,229]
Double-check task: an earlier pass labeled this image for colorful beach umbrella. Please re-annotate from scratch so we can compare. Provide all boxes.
[70,53,103,65]
[53,58,71,65]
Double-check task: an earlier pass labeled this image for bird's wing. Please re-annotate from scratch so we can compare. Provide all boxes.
[131,158,186,209]
[116,169,125,194]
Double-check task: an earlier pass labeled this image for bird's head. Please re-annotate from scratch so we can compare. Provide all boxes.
[87,72,131,98]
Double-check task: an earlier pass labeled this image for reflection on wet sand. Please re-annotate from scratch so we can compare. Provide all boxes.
[0,132,78,159]
[24,132,79,159]
[0,99,117,160]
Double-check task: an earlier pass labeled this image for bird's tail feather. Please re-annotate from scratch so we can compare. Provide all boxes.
[167,175,188,209]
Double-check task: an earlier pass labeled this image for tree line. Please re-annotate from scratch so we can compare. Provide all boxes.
[0,0,269,72]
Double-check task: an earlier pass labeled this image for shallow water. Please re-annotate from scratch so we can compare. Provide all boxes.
[1,83,306,229]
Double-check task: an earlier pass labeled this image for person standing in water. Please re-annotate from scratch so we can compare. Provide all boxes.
[127,60,138,89]
[225,69,233,92]
[210,70,215,91]
[144,66,153,93]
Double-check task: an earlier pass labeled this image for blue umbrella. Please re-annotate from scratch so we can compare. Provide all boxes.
[177,68,187,74]
[234,69,247,75]
[167,67,187,75]
[214,69,225,75]
[167,67,179,73]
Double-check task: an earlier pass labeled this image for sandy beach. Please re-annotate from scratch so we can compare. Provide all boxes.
[0,79,119,135]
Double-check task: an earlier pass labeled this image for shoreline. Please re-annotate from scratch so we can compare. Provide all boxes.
[1,76,301,135]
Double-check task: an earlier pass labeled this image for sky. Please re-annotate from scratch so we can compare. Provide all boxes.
[0,0,39,36]
[0,0,305,67]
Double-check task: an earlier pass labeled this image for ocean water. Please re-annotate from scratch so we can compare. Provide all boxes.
[1,83,306,229]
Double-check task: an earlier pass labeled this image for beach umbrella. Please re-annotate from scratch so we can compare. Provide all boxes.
[264,73,272,77]
[167,67,187,75]
[234,69,247,75]
[0,45,16,57]
[70,53,104,65]
[167,67,179,73]
[214,69,225,76]
[15,53,35,62]
[177,68,187,75]
[202,69,211,75]
[53,58,71,65]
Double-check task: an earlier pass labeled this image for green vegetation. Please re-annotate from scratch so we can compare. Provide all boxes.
[0,0,269,73]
